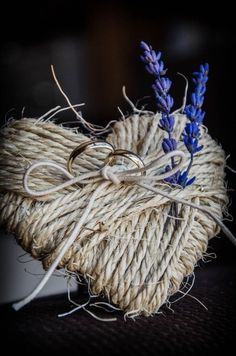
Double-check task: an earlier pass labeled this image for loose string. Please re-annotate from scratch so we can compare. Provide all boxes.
[22,150,185,196]
[12,149,236,311]
[13,182,108,311]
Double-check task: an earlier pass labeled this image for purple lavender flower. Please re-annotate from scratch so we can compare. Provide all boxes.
[140,41,209,189]
[164,165,179,184]
[140,41,178,183]
[184,63,209,124]
[140,41,174,116]
[162,138,177,153]
[177,171,196,187]
[184,106,205,124]
[178,64,209,187]
[140,41,166,76]
[183,136,203,154]
[183,122,203,154]
[185,122,201,137]
[159,115,175,133]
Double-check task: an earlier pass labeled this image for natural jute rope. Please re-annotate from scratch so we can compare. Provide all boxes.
[0,112,229,316]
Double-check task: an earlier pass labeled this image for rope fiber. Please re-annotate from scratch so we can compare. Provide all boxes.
[0,113,230,316]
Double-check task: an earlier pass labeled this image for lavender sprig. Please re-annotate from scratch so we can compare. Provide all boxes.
[178,63,209,187]
[140,41,209,188]
[140,41,178,183]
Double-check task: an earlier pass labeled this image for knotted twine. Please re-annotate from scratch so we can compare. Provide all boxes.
[0,112,232,316]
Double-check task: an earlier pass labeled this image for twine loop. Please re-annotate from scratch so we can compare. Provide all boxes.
[100,166,121,185]
[0,115,234,316]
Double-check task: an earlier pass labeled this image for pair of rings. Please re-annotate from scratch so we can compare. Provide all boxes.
[67,140,145,176]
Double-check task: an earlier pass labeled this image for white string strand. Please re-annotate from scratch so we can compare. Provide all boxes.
[12,148,236,311]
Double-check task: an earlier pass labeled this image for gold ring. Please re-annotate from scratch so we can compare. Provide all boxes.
[105,149,146,175]
[67,140,115,175]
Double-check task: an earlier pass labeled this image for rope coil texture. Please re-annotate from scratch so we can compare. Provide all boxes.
[0,113,228,315]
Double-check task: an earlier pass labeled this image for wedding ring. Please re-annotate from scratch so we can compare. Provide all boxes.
[105,149,146,175]
[67,140,115,175]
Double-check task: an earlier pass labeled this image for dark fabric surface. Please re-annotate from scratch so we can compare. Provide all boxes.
[1,264,236,356]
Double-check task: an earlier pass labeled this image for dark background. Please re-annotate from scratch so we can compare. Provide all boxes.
[1,1,235,260]
[0,1,236,354]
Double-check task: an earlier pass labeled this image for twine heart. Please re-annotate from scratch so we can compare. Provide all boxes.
[0,113,227,315]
